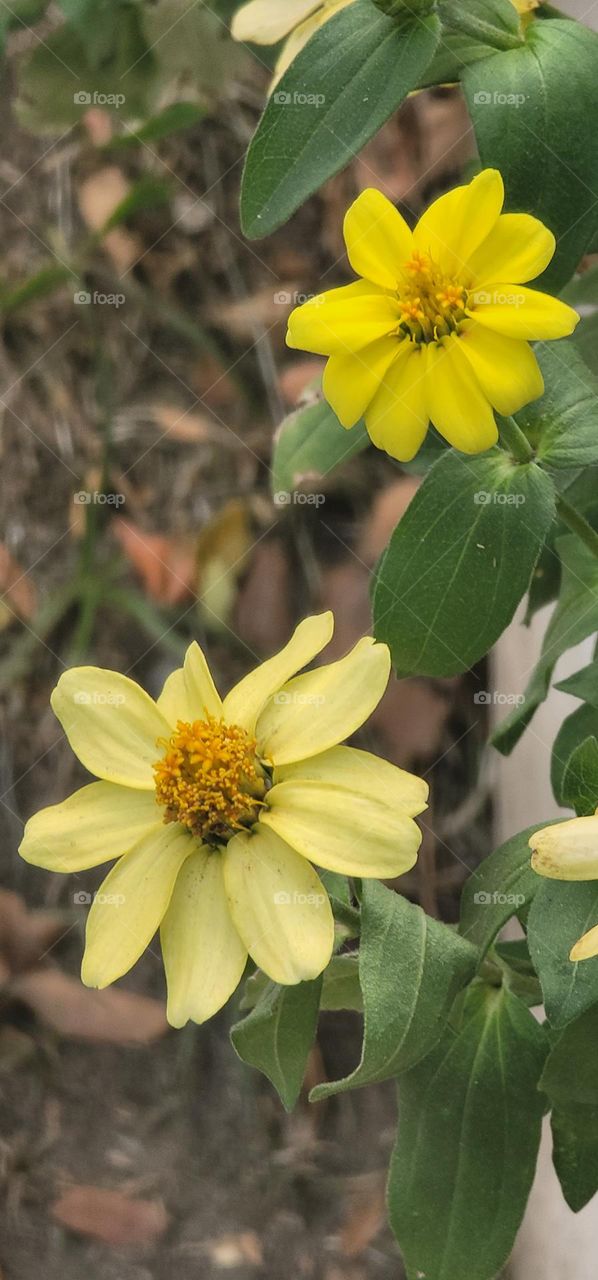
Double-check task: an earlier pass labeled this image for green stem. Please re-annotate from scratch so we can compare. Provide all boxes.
[557,494,598,562]
[498,416,534,464]
[438,2,523,50]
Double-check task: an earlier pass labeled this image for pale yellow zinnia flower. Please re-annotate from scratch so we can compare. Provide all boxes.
[530,813,598,961]
[19,613,428,1026]
[287,170,578,461]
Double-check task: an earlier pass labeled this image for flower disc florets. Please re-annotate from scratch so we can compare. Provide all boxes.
[153,716,267,843]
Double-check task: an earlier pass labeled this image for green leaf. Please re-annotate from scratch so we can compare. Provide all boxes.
[463,20,598,292]
[438,0,523,52]
[541,1002,598,1107]
[320,954,363,1012]
[556,656,598,708]
[310,882,477,1101]
[100,176,172,233]
[551,1105,598,1212]
[561,263,598,308]
[106,102,205,149]
[231,976,321,1111]
[373,449,556,678]
[459,824,544,955]
[493,538,598,755]
[551,704,598,807]
[240,0,440,239]
[524,536,561,624]
[541,1002,598,1209]
[528,881,598,1027]
[571,312,598,380]
[271,397,368,501]
[388,986,548,1280]
[561,737,598,818]
[0,264,75,313]
[518,340,598,470]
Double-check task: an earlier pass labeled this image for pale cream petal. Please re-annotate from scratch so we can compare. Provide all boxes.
[530,816,598,881]
[223,612,333,733]
[51,668,171,789]
[274,745,428,817]
[256,637,390,765]
[19,782,162,872]
[157,667,189,725]
[571,925,598,962]
[261,780,423,877]
[223,825,334,984]
[231,0,320,45]
[81,825,193,988]
[161,849,247,1027]
[157,643,223,727]
[343,188,413,290]
[271,0,356,86]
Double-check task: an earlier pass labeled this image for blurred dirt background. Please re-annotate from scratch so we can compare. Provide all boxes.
[0,5,494,1276]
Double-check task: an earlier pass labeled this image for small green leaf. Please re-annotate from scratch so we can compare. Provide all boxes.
[541,1002,598,1107]
[106,102,205,149]
[493,538,598,755]
[438,0,523,52]
[459,824,544,955]
[271,397,368,501]
[572,312,598,379]
[541,1003,598,1210]
[551,704,598,807]
[310,882,477,1101]
[320,955,363,1012]
[100,176,171,233]
[551,1105,598,1212]
[373,449,555,678]
[231,977,321,1111]
[464,20,598,291]
[0,264,75,313]
[240,0,440,238]
[519,341,598,471]
[561,737,598,817]
[388,986,548,1280]
[528,881,598,1027]
[556,658,598,708]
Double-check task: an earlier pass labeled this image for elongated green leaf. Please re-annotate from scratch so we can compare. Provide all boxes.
[388,986,548,1280]
[439,0,522,51]
[310,882,477,1101]
[561,737,598,818]
[493,538,598,754]
[528,881,598,1027]
[464,20,598,291]
[557,657,598,708]
[551,705,598,808]
[373,449,555,678]
[231,976,321,1110]
[551,1105,598,1212]
[519,341,598,470]
[541,1002,598,1209]
[541,1002,598,1107]
[240,0,440,238]
[271,397,368,501]
[106,102,205,150]
[459,824,545,955]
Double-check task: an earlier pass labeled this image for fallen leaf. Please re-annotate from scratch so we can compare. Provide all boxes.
[0,889,67,973]
[207,1232,263,1268]
[0,545,37,629]
[152,403,216,444]
[52,1185,169,1246]
[233,539,293,655]
[10,970,168,1043]
[78,167,140,274]
[113,518,196,605]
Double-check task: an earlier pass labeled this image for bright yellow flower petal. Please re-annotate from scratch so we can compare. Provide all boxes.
[223,826,334,984]
[425,337,499,453]
[322,336,398,428]
[81,825,193,989]
[275,744,428,817]
[223,611,333,733]
[365,344,429,462]
[262,779,423,877]
[19,782,161,872]
[287,281,399,356]
[457,325,544,416]
[467,213,555,286]
[256,636,390,765]
[51,668,172,790]
[571,925,598,963]
[231,0,320,44]
[530,815,598,881]
[343,188,413,290]
[471,285,579,340]
[161,849,247,1027]
[414,169,504,276]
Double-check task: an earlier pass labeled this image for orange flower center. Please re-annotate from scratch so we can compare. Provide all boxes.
[398,251,469,344]
[153,717,267,844]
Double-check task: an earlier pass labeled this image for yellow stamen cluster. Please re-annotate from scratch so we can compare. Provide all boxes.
[398,252,468,344]
[153,717,266,843]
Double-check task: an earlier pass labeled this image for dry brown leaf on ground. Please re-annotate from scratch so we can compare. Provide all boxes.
[113,518,197,605]
[206,1231,263,1268]
[339,1171,387,1258]
[10,970,168,1043]
[278,359,325,408]
[0,545,38,630]
[0,889,67,974]
[207,285,297,343]
[152,403,218,444]
[77,167,141,275]
[233,539,294,656]
[52,1185,170,1247]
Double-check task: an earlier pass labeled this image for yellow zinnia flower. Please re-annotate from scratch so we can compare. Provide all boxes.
[530,813,598,961]
[19,613,428,1026]
[231,0,355,87]
[286,170,578,462]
